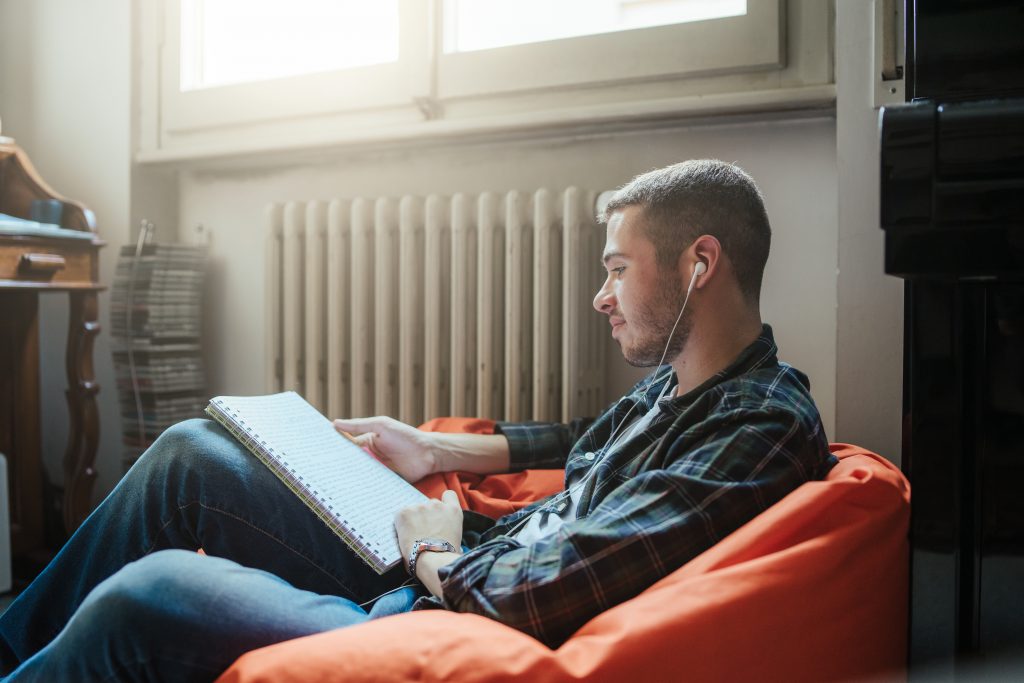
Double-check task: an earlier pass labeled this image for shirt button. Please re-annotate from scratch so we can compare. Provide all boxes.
[584,452,596,461]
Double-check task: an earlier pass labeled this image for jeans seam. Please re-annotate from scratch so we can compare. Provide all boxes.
[144,501,198,556]
[146,499,358,598]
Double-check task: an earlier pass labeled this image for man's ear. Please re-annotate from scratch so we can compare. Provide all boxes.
[685,235,722,289]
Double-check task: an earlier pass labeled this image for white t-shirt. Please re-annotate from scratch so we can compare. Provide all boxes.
[511,396,668,546]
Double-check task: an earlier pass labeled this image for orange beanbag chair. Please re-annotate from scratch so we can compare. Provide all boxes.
[218,418,909,683]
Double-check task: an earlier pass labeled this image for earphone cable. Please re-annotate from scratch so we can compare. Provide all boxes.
[502,263,704,539]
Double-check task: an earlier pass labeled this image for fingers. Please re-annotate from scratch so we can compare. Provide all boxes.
[354,434,389,462]
[333,427,383,459]
[333,417,388,435]
[348,432,377,449]
[441,489,461,508]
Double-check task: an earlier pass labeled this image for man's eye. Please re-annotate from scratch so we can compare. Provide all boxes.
[612,267,626,276]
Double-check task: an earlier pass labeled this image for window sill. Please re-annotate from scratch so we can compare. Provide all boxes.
[135,84,836,168]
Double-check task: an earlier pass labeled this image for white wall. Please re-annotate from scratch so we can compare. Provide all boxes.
[0,0,131,500]
[178,116,840,438]
[834,2,904,461]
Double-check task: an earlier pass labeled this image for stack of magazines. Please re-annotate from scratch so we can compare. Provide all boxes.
[111,243,208,471]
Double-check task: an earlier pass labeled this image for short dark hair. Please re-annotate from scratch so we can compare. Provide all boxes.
[601,160,771,303]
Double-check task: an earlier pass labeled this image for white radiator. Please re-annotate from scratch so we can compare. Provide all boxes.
[265,189,608,426]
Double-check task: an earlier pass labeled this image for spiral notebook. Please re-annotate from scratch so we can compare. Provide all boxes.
[205,391,427,574]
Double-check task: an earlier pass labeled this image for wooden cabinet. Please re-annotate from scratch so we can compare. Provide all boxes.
[0,138,104,576]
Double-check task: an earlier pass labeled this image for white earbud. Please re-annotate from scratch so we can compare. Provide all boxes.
[686,261,706,296]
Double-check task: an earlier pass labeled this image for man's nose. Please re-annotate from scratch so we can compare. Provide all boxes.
[593,276,615,313]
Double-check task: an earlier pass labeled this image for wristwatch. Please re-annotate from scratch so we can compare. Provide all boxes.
[407,538,459,578]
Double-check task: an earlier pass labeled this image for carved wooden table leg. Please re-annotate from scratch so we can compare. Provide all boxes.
[0,291,45,559]
[63,289,101,532]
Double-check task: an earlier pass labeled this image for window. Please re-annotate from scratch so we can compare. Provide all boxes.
[179,0,401,91]
[140,0,832,160]
[442,0,748,53]
[437,0,778,99]
[156,0,428,139]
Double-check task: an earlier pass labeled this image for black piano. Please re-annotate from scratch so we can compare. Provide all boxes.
[880,0,1024,677]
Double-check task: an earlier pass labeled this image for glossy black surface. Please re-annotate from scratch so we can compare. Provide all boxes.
[910,0,1024,102]
[888,2,1024,675]
[883,93,1024,674]
[881,99,1024,280]
[903,282,1024,673]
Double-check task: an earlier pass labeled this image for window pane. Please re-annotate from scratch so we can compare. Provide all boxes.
[181,0,400,91]
[443,0,747,54]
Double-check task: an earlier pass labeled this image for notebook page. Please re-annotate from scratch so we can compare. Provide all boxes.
[210,392,427,565]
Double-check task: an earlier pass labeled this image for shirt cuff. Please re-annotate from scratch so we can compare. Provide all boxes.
[494,422,573,471]
[436,538,520,609]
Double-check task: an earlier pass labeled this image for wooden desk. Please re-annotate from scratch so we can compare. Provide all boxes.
[0,139,104,571]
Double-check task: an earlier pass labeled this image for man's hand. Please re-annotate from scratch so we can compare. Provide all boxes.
[395,490,464,596]
[334,416,513,482]
[333,416,440,483]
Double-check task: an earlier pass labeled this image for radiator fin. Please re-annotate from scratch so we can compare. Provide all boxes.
[266,188,606,424]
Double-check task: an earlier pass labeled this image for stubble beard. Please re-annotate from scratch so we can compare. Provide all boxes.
[618,274,692,368]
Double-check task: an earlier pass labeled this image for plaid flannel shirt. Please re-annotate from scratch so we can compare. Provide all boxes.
[417,325,835,647]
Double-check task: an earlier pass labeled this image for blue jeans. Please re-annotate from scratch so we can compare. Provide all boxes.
[0,419,420,682]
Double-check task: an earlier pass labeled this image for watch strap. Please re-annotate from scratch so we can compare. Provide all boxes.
[407,538,458,578]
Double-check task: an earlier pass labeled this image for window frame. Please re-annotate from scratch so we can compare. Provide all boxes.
[160,0,430,135]
[437,1,782,99]
[139,0,832,162]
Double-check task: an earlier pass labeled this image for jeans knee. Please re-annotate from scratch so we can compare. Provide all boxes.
[76,551,204,636]
[133,418,204,472]
[135,418,249,482]
[147,418,217,464]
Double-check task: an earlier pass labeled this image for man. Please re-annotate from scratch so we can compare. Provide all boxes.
[0,160,834,682]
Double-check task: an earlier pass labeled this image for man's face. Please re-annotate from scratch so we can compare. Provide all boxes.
[594,206,690,367]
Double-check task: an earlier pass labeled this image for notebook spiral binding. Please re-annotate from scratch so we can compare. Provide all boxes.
[205,400,384,570]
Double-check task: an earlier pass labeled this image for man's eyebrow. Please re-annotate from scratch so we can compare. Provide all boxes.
[602,251,627,265]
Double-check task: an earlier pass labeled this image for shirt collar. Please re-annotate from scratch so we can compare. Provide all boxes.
[643,324,779,406]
